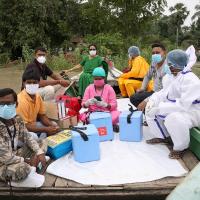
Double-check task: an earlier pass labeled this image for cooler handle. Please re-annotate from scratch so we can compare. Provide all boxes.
[70,126,88,141]
[127,104,138,124]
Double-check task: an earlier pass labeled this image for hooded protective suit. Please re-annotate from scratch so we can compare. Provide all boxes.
[146,50,200,151]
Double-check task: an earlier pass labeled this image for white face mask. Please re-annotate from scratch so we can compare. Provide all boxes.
[128,54,132,59]
[25,84,39,95]
[89,50,96,56]
[37,56,46,64]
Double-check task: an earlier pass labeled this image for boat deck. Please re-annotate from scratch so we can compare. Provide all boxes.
[0,150,198,200]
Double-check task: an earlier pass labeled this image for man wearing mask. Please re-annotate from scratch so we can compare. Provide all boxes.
[0,88,47,183]
[25,47,70,101]
[130,43,168,111]
[145,49,200,159]
[118,46,152,97]
[17,68,59,140]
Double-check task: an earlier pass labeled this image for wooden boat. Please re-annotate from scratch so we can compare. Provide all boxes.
[0,150,198,200]
[167,162,200,200]
[1,66,200,199]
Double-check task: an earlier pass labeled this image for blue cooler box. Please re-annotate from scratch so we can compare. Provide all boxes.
[47,130,72,159]
[71,124,100,163]
[119,111,143,142]
[89,112,113,142]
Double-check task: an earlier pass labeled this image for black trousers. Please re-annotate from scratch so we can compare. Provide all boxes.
[130,91,154,107]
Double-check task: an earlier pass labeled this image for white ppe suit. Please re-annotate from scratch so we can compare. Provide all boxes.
[185,45,197,71]
[146,70,200,151]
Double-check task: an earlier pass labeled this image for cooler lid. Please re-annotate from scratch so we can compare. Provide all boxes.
[89,112,111,120]
[47,130,72,148]
[120,111,142,118]
[71,124,98,137]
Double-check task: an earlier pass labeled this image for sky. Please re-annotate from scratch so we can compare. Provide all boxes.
[165,0,199,26]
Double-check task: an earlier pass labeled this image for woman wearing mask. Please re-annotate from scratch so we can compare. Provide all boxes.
[17,68,59,140]
[80,67,120,131]
[67,44,108,98]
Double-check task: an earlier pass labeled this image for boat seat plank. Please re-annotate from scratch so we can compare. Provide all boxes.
[43,173,57,187]
[54,177,68,187]
[182,150,199,170]
[155,177,184,187]
[123,176,184,190]
[66,179,91,188]
[54,177,92,188]
[90,184,123,189]
[0,181,7,187]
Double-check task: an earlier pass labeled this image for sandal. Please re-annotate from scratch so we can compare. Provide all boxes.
[146,138,170,144]
[168,150,185,159]
[143,121,148,126]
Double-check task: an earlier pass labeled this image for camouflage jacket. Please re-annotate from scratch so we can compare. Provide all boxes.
[0,115,44,167]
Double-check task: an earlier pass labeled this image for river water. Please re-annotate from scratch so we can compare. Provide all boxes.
[0,66,79,93]
[0,66,23,92]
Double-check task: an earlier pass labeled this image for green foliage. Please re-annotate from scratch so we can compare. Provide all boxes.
[190,17,200,48]
[47,54,73,71]
[79,0,113,35]
[192,65,200,78]
[156,3,190,46]
[0,53,10,65]
[85,33,124,56]
[0,0,168,56]
[169,3,189,27]
[112,55,127,71]
[22,45,34,64]
[0,0,200,65]
[0,0,83,55]
[102,0,167,36]
[141,47,152,64]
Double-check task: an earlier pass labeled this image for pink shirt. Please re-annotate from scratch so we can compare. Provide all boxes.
[82,84,118,112]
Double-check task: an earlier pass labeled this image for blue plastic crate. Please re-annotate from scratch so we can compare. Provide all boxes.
[47,130,72,160]
[71,124,100,163]
[89,112,114,142]
[119,111,143,142]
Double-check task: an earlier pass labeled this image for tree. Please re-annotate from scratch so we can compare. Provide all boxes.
[192,3,200,22]
[0,0,84,58]
[0,0,172,59]
[169,3,189,47]
[79,0,113,35]
[102,0,167,36]
[191,3,200,47]
[0,0,56,57]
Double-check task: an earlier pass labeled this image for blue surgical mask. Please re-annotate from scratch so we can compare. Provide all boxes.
[0,104,16,120]
[163,64,171,75]
[152,54,163,64]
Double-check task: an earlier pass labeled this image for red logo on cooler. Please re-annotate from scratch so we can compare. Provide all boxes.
[97,127,107,136]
